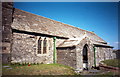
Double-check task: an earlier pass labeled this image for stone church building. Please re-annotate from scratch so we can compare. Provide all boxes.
[1,2,114,71]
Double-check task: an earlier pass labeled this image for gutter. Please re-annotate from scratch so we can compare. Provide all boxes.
[53,37,57,64]
[94,44,113,48]
[93,46,96,67]
[12,29,69,39]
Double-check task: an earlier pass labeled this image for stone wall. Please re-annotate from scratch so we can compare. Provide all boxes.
[76,37,94,71]
[57,47,76,68]
[112,50,120,59]
[2,2,13,48]
[75,38,113,70]
[0,2,2,65]
[2,2,13,63]
[96,47,114,66]
[11,32,53,64]
[57,37,114,71]
[57,37,95,71]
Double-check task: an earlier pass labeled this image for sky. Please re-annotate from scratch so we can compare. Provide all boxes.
[14,2,119,49]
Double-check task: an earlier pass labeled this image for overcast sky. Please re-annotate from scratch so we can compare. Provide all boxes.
[14,2,119,49]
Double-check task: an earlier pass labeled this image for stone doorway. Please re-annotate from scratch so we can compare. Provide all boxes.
[82,44,88,70]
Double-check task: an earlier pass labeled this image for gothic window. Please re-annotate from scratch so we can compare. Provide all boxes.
[38,37,42,54]
[43,38,47,54]
[37,37,48,54]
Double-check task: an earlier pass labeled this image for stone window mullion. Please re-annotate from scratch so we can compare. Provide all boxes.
[46,39,49,53]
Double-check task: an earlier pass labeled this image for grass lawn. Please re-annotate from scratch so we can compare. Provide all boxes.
[101,59,120,68]
[2,63,77,75]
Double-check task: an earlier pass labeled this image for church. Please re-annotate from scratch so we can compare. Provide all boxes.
[2,2,114,71]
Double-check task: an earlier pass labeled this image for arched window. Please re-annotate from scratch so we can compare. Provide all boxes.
[38,37,42,54]
[43,38,47,54]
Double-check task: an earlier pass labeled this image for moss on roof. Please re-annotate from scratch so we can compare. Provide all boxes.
[11,8,106,43]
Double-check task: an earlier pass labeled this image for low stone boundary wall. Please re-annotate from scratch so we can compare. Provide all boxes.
[99,63,120,70]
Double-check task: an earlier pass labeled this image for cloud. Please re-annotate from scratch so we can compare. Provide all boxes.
[108,42,120,49]
[114,42,120,44]
[107,42,110,45]
[112,42,120,49]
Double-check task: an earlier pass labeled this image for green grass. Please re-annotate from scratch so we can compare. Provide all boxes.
[101,59,120,68]
[2,63,77,75]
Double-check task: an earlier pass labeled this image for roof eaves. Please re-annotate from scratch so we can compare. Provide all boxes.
[94,44,114,48]
[57,45,76,48]
[12,28,69,39]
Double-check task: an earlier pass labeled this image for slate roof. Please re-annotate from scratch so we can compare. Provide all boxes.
[93,42,113,48]
[58,34,87,47]
[12,8,107,44]
[58,34,113,48]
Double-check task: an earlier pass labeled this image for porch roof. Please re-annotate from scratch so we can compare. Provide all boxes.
[57,37,113,48]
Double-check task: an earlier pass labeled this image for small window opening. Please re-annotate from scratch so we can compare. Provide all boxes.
[43,38,47,54]
[38,37,42,54]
